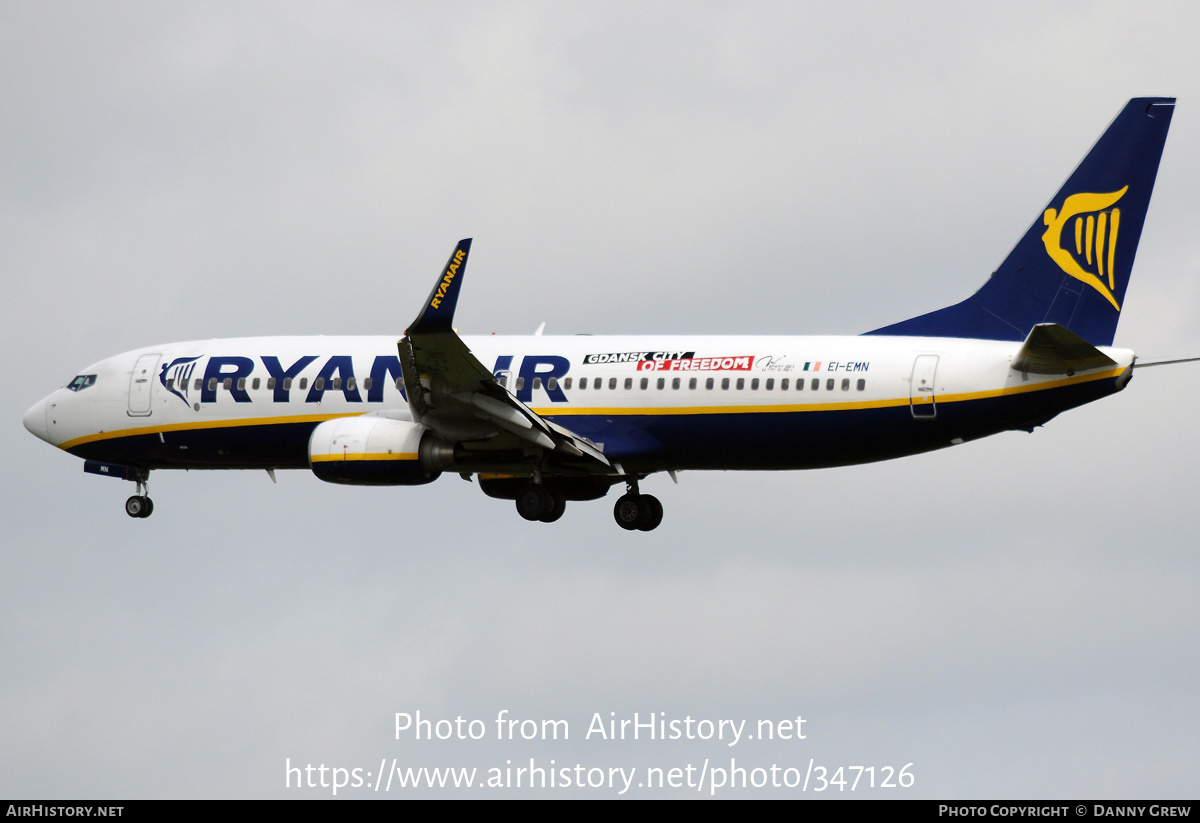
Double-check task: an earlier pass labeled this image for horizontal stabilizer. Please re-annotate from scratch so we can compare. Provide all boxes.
[1011,323,1117,375]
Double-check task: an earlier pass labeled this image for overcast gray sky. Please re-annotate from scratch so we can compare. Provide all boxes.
[4,1,1200,798]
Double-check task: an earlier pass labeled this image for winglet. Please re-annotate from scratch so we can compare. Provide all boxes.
[408,238,472,334]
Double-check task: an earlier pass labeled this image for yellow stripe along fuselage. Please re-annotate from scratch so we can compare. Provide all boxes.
[37,334,1133,473]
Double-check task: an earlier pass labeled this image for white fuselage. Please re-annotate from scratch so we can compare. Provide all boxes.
[24,334,1134,473]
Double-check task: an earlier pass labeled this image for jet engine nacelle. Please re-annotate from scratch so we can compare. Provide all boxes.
[308,416,445,486]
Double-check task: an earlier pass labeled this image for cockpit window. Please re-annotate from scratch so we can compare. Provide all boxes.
[67,374,97,392]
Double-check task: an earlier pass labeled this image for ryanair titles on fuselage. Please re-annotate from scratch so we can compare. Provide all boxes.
[158,351,872,409]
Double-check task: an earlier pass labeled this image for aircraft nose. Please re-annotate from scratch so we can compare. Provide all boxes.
[23,397,49,442]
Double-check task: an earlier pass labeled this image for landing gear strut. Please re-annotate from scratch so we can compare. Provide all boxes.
[125,470,153,519]
[613,480,663,531]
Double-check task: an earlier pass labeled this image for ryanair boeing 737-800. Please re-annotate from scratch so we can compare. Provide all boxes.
[23,98,1184,531]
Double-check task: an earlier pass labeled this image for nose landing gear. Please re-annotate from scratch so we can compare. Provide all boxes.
[125,495,153,518]
[125,470,153,519]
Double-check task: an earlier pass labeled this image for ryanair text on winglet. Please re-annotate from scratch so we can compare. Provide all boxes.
[430,249,466,310]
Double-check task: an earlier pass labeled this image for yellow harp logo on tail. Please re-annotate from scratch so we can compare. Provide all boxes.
[1041,186,1128,311]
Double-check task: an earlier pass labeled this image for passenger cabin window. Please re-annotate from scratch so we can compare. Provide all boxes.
[656,377,665,390]
[811,378,819,391]
[579,378,586,390]
[841,378,850,391]
[672,377,680,390]
[347,377,356,391]
[750,378,759,390]
[237,377,246,391]
[826,378,834,391]
[640,378,649,390]
[194,378,202,391]
[252,377,261,390]
[608,377,617,390]
[223,378,233,391]
[165,378,174,390]
[765,378,774,390]
[300,378,308,390]
[624,378,632,390]
[736,378,745,390]
[721,378,730,390]
[564,377,572,390]
[332,377,341,390]
[362,377,372,390]
[314,377,325,391]
[515,377,525,390]
[706,378,714,390]
[781,378,789,390]
[208,378,217,392]
[593,378,601,389]
[532,377,542,390]
[857,379,866,391]
[282,377,291,390]
[689,378,697,390]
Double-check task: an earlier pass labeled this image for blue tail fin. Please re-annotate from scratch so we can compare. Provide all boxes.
[867,98,1174,346]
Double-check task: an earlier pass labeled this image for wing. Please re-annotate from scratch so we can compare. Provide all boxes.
[399,239,610,472]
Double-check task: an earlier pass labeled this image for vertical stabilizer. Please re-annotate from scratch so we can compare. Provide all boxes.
[867,98,1174,345]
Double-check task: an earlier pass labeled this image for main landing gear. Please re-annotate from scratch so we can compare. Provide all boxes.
[612,481,663,532]
[125,470,154,519]
[515,483,567,523]
[510,477,664,530]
